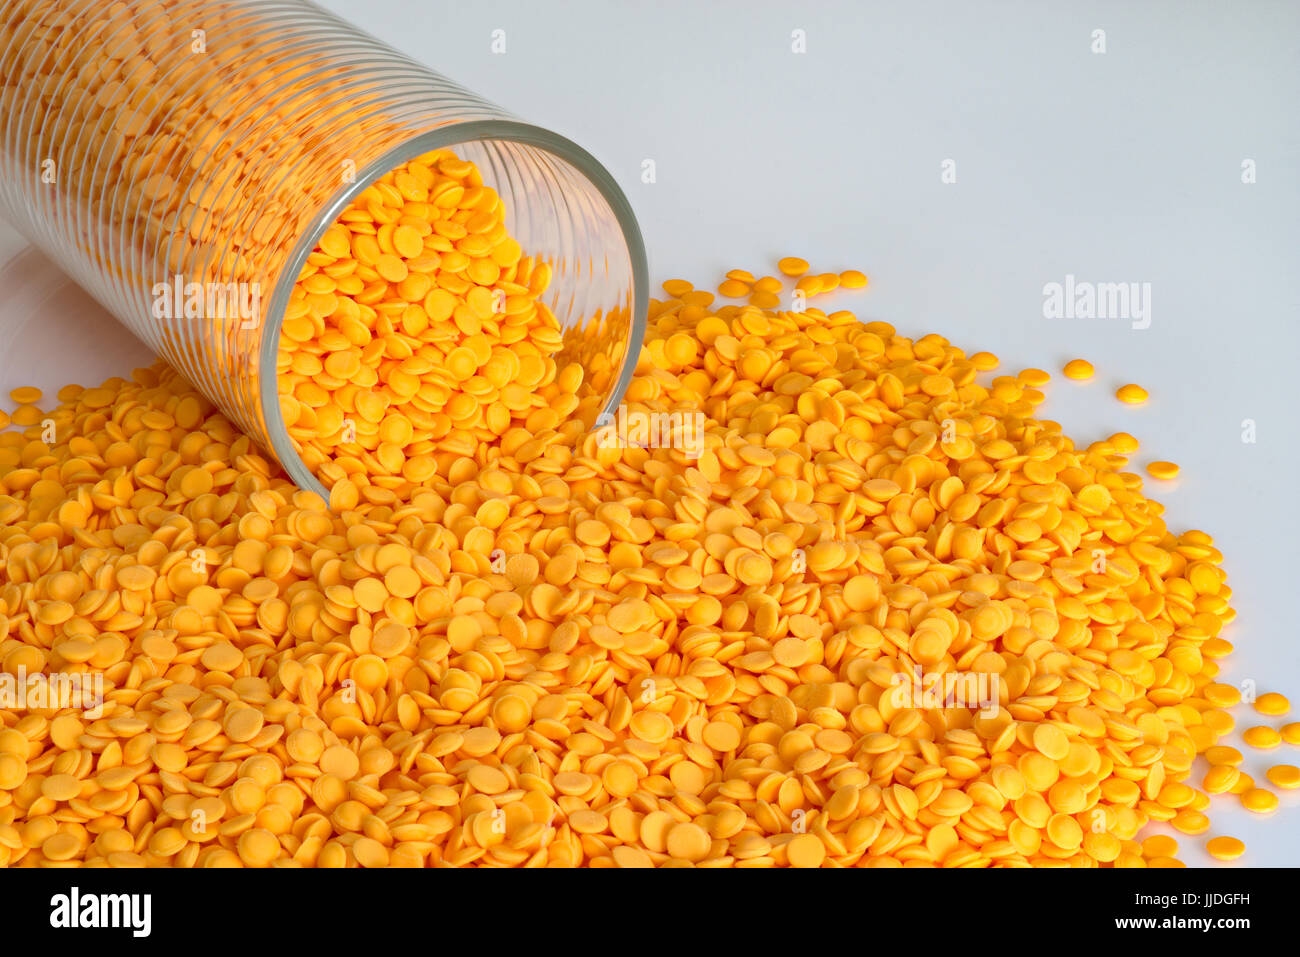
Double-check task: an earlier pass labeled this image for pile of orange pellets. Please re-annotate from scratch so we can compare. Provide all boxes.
[0,151,1293,868]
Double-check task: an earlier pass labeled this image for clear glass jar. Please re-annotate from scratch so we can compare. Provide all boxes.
[0,0,647,498]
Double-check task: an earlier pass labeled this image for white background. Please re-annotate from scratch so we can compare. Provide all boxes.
[1,0,1297,866]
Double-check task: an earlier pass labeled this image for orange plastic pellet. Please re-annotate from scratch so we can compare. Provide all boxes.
[1108,432,1140,454]
[1255,692,1290,716]
[1062,358,1094,380]
[1205,836,1245,861]
[1243,726,1283,750]
[1265,765,1300,790]
[1204,745,1244,767]
[1204,684,1242,708]
[1140,834,1179,858]
[1241,789,1279,814]
[1203,765,1240,795]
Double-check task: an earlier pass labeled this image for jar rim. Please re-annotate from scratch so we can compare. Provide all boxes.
[259,119,649,500]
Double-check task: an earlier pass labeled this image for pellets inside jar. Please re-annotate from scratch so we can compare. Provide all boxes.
[276,148,594,493]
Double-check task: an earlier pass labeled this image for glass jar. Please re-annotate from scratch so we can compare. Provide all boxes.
[0,0,647,498]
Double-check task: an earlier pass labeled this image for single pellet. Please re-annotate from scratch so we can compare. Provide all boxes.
[1117,383,1149,404]
[1062,359,1094,380]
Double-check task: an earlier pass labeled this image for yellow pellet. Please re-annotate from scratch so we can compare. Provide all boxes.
[1145,461,1179,480]
[1282,723,1300,745]
[1255,692,1290,716]
[1170,809,1210,835]
[777,256,810,277]
[1243,726,1282,750]
[1108,431,1140,454]
[1203,684,1242,708]
[1240,788,1279,814]
[786,833,826,868]
[1140,834,1179,858]
[794,275,821,296]
[1203,710,1236,736]
[1205,836,1245,861]
[9,404,42,426]
[702,721,742,753]
[1116,383,1149,404]
[1265,765,1300,790]
[1062,358,1094,380]
[666,822,712,862]
[839,269,868,288]
[1202,765,1239,795]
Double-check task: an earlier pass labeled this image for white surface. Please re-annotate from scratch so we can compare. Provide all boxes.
[2,0,1298,865]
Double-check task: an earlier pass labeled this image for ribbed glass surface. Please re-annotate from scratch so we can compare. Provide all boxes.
[0,0,647,497]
